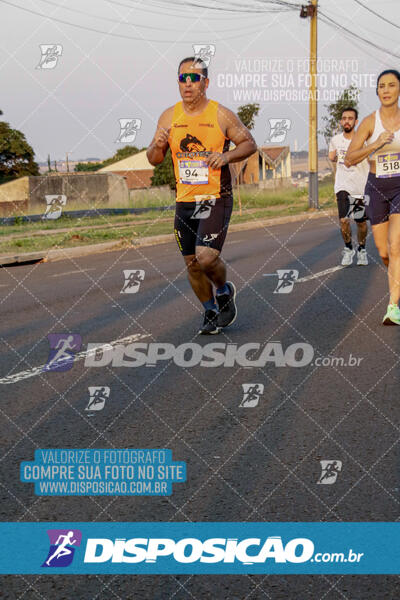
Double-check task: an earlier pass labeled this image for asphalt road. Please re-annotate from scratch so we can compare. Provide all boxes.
[0,216,399,598]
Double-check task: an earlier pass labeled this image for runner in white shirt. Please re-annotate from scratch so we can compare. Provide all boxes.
[329,107,369,266]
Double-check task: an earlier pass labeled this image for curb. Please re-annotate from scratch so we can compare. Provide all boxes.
[229,208,336,232]
[0,208,337,266]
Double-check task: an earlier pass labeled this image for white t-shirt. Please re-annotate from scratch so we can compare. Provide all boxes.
[329,133,369,195]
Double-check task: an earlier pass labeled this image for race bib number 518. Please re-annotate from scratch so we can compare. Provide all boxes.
[376,153,400,178]
[179,160,208,185]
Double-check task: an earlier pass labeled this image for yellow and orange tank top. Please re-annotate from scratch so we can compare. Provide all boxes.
[168,100,232,202]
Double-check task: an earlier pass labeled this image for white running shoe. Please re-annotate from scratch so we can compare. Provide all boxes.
[356,248,368,266]
[341,247,355,266]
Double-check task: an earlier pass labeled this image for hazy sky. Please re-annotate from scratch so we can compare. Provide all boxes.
[0,0,398,162]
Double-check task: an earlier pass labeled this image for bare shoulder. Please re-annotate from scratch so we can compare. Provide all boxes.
[359,112,375,133]
[217,103,241,125]
[217,103,245,138]
[158,105,175,128]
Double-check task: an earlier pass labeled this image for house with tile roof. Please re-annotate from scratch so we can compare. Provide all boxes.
[230,146,292,189]
[98,150,154,190]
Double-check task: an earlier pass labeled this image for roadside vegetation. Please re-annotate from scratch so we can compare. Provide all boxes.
[0,182,335,255]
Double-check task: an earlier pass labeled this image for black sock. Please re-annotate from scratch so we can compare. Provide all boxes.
[345,242,353,250]
[358,244,365,251]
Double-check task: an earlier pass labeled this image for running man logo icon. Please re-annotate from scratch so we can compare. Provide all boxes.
[86,386,110,413]
[274,269,299,294]
[346,195,367,220]
[317,460,342,485]
[44,334,82,372]
[121,269,145,294]
[192,44,216,67]
[240,383,264,408]
[42,529,82,567]
[266,119,291,143]
[42,194,67,220]
[36,44,63,69]
[116,118,142,143]
[191,196,216,219]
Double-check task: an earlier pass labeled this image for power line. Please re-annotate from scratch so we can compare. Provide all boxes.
[0,0,282,43]
[332,30,393,71]
[104,0,255,20]
[151,0,294,7]
[147,0,299,13]
[319,10,400,60]
[106,0,291,19]
[352,0,400,31]
[321,6,399,46]
[34,0,269,34]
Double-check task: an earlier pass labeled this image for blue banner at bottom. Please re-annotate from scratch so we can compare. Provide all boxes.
[0,522,399,574]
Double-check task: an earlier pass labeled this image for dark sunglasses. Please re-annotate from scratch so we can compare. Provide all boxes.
[178,73,205,83]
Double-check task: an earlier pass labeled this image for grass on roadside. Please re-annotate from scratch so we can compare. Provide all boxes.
[0,183,336,255]
[0,210,174,237]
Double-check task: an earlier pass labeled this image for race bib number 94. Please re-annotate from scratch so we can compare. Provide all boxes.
[376,153,400,178]
[179,160,208,185]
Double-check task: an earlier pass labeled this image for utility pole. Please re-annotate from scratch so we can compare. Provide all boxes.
[300,1,319,209]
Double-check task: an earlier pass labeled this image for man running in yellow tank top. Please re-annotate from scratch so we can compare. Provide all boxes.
[147,57,257,334]
[346,69,400,325]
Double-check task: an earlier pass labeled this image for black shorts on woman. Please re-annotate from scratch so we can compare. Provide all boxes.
[365,172,400,225]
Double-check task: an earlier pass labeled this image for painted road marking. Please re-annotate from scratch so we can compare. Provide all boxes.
[297,266,345,283]
[50,268,96,278]
[0,333,150,385]
[121,258,152,264]
[263,266,345,283]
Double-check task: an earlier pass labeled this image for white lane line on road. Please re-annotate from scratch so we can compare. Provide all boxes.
[297,266,345,283]
[120,258,153,264]
[0,333,150,385]
[49,268,96,278]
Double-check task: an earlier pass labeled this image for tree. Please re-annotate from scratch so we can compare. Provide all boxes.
[237,103,260,130]
[101,145,142,168]
[0,116,39,184]
[114,145,141,161]
[74,162,103,172]
[74,146,143,172]
[321,84,360,147]
[151,148,176,190]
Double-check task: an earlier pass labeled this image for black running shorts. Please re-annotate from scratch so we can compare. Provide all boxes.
[364,172,400,225]
[174,194,233,256]
[336,190,367,222]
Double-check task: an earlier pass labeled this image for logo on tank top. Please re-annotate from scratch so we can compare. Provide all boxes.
[180,134,206,152]
[176,134,210,158]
